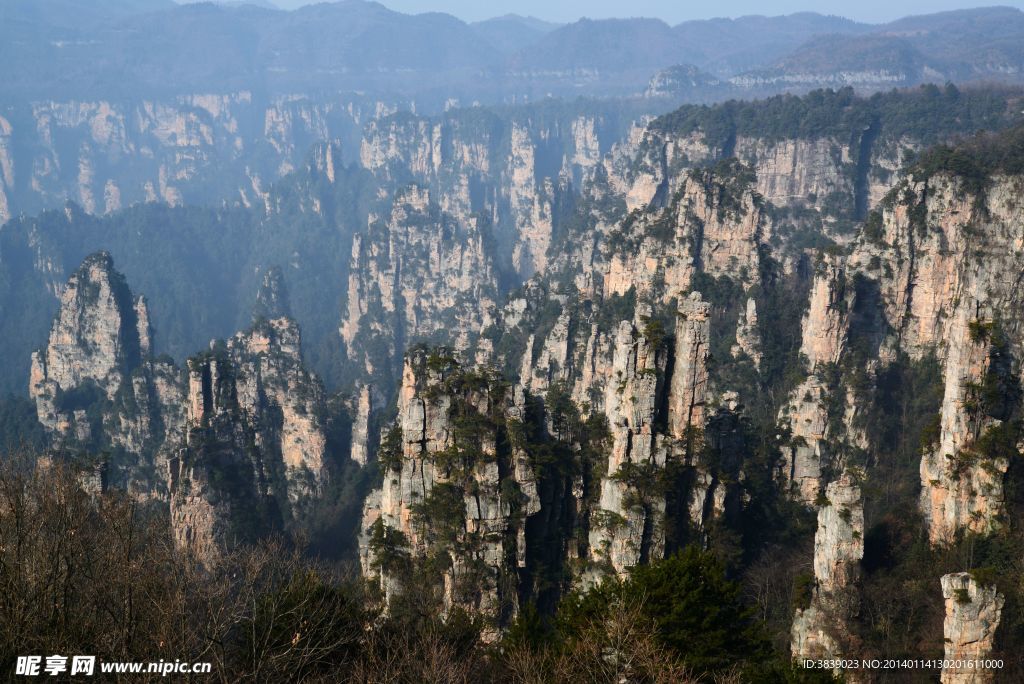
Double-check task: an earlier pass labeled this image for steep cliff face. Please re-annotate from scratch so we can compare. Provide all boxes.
[614,87,1021,244]
[586,294,716,576]
[341,184,499,381]
[28,252,185,496]
[345,109,1024,666]
[588,311,670,576]
[778,256,851,502]
[359,348,530,632]
[227,316,328,506]
[3,93,394,221]
[349,384,378,467]
[30,251,141,410]
[358,108,619,281]
[612,124,884,228]
[361,287,727,609]
[169,297,330,561]
[603,164,769,302]
[29,253,334,561]
[734,136,853,211]
[0,114,12,225]
[941,573,1004,684]
[791,473,864,662]
[851,174,1024,543]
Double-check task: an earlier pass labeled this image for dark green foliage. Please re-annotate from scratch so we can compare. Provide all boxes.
[595,288,638,334]
[557,547,772,676]
[911,124,1024,199]
[410,482,466,546]
[769,202,840,261]
[691,157,759,220]
[863,209,886,244]
[748,250,814,424]
[626,547,770,673]
[377,424,404,472]
[791,572,815,611]
[651,85,1020,150]
[859,354,944,511]
[367,518,411,576]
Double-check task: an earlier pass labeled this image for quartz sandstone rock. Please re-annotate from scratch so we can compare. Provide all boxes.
[792,473,864,664]
[732,297,762,368]
[349,384,376,466]
[589,312,669,576]
[14,93,385,220]
[603,169,768,303]
[30,254,331,563]
[851,175,1024,543]
[734,136,851,213]
[339,185,498,379]
[668,293,711,440]
[779,256,850,502]
[168,311,330,565]
[30,252,140,409]
[29,252,185,496]
[360,349,531,633]
[940,573,1004,684]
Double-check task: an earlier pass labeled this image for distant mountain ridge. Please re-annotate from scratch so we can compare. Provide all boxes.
[4,3,1024,103]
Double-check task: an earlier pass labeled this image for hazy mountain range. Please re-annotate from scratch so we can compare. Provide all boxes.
[3,1,1024,103]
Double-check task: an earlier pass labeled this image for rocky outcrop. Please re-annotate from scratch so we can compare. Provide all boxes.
[168,311,329,562]
[340,184,499,381]
[359,348,531,633]
[29,253,331,561]
[668,294,711,440]
[29,252,186,496]
[6,93,394,220]
[170,352,278,565]
[734,136,852,213]
[792,473,864,663]
[644,65,723,99]
[508,122,556,276]
[30,252,141,411]
[0,114,12,225]
[940,573,1004,684]
[589,309,669,576]
[603,165,769,303]
[851,174,1024,543]
[349,384,377,466]
[779,256,850,502]
[358,108,620,284]
[732,297,762,367]
[227,316,328,505]
[919,307,1010,544]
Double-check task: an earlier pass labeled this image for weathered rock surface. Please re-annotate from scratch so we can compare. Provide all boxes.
[941,573,1004,684]
[589,311,669,576]
[29,253,333,562]
[5,93,395,220]
[340,184,499,381]
[603,166,769,303]
[359,348,529,632]
[792,473,864,662]
[779,256,850,502]
[851,175,1024,543]
[29,252,186,496]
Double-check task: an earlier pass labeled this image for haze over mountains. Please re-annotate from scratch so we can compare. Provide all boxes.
[7,1,1024,679]
[4,1,1024,102]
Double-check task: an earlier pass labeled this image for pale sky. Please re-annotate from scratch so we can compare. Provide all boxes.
[263,0,1024,24]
